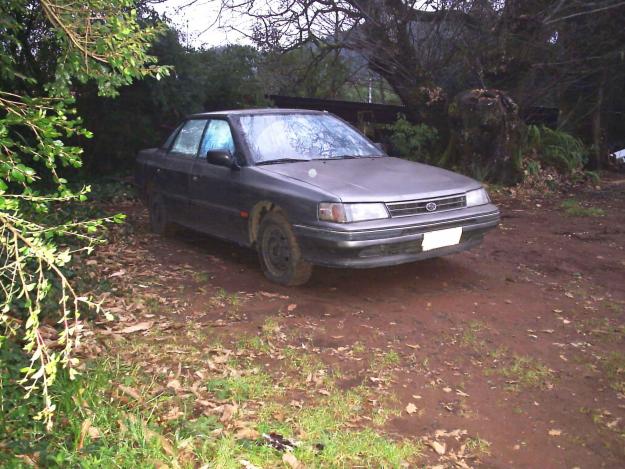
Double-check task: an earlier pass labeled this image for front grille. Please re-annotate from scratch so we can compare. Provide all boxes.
[386,194,466,218]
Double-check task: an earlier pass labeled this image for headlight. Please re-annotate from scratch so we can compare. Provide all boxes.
[465,188,491,207]
[319,202,389,223]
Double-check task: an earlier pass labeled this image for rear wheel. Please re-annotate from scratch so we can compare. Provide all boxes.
[149,196,177,236]
[257,212,312,286]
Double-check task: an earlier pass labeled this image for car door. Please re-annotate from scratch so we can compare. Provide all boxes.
[159,118,208,226]
[188,118,247,243]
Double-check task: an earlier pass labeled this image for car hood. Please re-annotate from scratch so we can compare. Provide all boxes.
[256,157,481,202]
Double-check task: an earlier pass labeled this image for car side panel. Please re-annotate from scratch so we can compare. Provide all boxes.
[188,162,248,243]
[137,148,193,225]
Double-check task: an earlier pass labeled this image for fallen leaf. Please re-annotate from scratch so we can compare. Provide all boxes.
[163,406,183,421]
[548,429,562,436]
[428,440,446,455]
[405,403,418,415]
[287,304,298,311]
[166,379,182,392]
[318,389,330,396]
[240,460,261,469]
[220,404,237,422]
[406,344,420,349]
[78,418,92,450]
[442,387,452,393]
[120,321,153,334]
[282,453,302,469]
[87,426,101,439]
[235,427,260,440]
[118,384,143,402]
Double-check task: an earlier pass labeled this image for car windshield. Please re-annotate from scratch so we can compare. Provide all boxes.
[237,113,383,164]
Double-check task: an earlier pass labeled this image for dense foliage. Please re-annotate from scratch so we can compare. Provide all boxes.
[387,115,439,164]
[0,0,168,427]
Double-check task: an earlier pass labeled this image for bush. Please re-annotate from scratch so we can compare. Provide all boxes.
[525,125,587,174]
[387,115,439,164]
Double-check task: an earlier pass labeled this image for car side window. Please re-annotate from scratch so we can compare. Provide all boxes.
[170,119,208,156]
[199,119,235,157]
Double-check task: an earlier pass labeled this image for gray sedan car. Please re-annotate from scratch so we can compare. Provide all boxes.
[135,109,500,285]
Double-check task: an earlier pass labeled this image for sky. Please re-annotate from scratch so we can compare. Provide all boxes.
[152,0,249,48]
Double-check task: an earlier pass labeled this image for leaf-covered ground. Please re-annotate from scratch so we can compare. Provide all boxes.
[3,177,625,468]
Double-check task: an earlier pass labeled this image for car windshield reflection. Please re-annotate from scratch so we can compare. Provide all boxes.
[238,113,383,164]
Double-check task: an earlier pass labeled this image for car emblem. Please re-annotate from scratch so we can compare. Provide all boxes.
[425,202,437,212]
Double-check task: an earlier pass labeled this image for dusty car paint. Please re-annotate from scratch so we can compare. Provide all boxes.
[136,109,500,271]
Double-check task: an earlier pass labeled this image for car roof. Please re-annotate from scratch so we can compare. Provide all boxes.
[188,108,327,118]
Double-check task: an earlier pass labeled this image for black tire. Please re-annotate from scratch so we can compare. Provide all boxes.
[257,212,312,286]
[149,196,177,236]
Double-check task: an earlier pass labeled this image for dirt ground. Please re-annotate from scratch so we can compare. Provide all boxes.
[90,178,625,468]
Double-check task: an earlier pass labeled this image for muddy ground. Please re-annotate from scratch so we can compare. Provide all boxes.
[90,179,625,468]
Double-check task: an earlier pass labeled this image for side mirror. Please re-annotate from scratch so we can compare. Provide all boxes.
[205,149,235,168]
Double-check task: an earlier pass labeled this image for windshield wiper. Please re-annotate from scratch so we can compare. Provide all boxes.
[326,154,383,160]
[256,158,311,165]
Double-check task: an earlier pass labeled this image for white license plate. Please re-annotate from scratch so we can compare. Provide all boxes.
[421,227,462,251]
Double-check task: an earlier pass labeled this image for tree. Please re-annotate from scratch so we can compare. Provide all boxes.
[0,0,168,427]
[215,0,625,175]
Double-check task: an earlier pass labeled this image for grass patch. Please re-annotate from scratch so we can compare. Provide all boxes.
[465,435,492,455]
[2,354,421,468]
[261,316,281,337]
[487,354,554,391]
[255,388,422,467]
[602,352,625,394]
[236,334,270,353]
[282,346,326,378]
[210,288,243,308]
[459,320,487,349]
[560,199,605,217]
[1,354,176,467]
[205,372,275,403]
[371,350,401,372]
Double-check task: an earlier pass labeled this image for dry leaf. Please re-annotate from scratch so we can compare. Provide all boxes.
[287,304,298,311]
[405,403,418,415]
[240,460,261,469]
[282,453,302,469]
[318,389,330,396]
[428,440,447,455]
[120,321,152,334]
[220,404,237,422]
[118,384,143,401]
[166,379,182,392]
[235,427,260,440]
[78,418,92,450]
[163,406,183,421]
[87,426,101,439]
[442,387,452,393]
[548,429,562,436]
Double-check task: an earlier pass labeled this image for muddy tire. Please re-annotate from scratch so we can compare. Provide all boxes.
[257,212,312,286]
[149,195,177,236]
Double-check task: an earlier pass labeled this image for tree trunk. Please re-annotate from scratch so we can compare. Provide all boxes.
[590,72,606,170]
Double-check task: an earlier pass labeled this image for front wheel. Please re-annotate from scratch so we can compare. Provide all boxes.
[257,212,312,286]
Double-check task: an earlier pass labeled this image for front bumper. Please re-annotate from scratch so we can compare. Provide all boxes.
[293,206,500,268]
